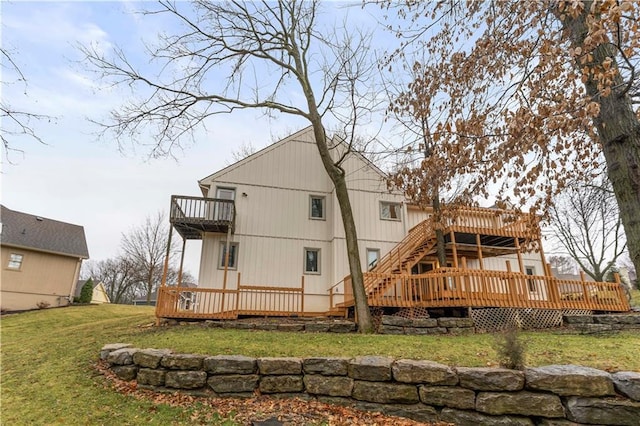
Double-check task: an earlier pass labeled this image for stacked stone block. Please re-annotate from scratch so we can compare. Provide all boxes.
[102,344,640,425]
[563,314,640,334]
[379,316,475,335]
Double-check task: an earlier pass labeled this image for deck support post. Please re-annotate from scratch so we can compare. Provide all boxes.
[506,260,517,306]
[475,234,485,270]
[234,272,242,314]
[514,238,525,274]
[177,238,186,287]
[450,231,459,268]
[221,225,232,310]
[161,226,173,288]
[300,275,305,316]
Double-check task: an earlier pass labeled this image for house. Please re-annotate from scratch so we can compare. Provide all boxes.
[156,127,629,320]
[1,205,89,311]
[74,279,111,304]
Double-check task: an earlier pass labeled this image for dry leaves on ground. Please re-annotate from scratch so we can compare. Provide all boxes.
[96,361,451,425]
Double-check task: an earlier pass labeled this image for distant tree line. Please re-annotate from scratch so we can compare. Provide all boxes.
[82,212,194,305]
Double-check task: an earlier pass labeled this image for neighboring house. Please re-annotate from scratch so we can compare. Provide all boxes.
[1,205,89,311]
[74,279,111,304]
[156,127,629,320]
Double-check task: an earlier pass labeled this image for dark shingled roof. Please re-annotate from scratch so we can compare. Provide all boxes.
[1,205,89,258]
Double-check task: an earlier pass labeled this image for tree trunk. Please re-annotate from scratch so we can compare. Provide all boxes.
[432,185,447,268]
[561,2,640,281]
[308,123,375,333]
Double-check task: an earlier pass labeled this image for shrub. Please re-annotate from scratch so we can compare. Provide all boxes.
[79,279,94,304]
[36,301,51,309]
[494,327,527,370]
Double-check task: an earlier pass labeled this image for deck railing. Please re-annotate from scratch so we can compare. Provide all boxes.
[156,276,306,319]
[440,206,538,238]
[170,195,235,224]
[352,269,629,312]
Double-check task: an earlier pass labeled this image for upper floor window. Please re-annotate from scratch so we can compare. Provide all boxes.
[309,195,325,220]
[380,201,401,221]
[219,242,239,270]
[7,253,23,270]
[304,248,321,274]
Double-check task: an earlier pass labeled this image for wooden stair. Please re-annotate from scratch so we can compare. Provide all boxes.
[364,220,437,300]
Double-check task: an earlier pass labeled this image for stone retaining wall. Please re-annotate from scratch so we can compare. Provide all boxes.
[164,314,640,335]
[101,344,640,425]
[163,316,476,335]
[563,314,640,334]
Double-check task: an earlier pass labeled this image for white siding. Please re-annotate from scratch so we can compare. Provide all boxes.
[195,127,550,311]
[196,127,411,312]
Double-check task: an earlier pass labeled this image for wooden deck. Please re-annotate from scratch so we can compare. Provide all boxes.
[170,195,235,239]
[156,275,316,320]
[336,269,630,312]
[157,204,630,321]
[156,268,629,321]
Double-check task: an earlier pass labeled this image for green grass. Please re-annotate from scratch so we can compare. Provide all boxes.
[631,288,640,307]
[2,304,639,425]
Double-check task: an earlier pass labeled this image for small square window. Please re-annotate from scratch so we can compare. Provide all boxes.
[380,202,401,221]
[309,196,325,220]
[525,266,536,292]
[219,242,239,269]
[7,253,23,270]
[304,248,320,274]
[366,248,380,271]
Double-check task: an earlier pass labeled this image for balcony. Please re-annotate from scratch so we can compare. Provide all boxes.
[170,195,235,240]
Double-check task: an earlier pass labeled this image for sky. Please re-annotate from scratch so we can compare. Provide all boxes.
[1,1,393,277]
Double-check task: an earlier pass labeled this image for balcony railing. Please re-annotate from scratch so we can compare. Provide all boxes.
[439,206,539,239]
[170,195,235,239]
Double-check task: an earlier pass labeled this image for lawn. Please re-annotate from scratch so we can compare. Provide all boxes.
[1,304,639,425]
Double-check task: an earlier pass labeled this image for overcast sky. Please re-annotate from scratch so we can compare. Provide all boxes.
[1,1,393,276]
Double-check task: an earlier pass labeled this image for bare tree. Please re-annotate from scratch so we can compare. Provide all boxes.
[82,1,378,332]
[548,255,579,276]
[230,142,258,163]
[379,1,640,278]
[83,257,141,304]
[121,211,177,304]
[1,48,51,158]
[550,177,626,282]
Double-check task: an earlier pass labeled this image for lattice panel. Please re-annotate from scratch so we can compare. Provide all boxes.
[471,308,592,332]
[393,307,431,319]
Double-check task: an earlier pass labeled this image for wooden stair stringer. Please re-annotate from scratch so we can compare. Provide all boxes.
[364,220,437,301]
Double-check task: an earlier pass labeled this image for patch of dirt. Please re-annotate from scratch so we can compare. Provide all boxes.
[96,361,450,425]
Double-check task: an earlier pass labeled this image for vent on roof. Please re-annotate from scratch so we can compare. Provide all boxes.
[36,216,44,221]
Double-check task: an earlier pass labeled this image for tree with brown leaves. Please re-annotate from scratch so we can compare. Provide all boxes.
[381,0,640,275]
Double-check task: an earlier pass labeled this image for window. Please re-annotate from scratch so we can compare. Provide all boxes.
[304,248,320,274]
[525,266,536,292]
[309,195,325,220]
[7,253,23,270]
[380,201,401,221]
[218,242,239,269]
[366,248,380,271]
[214,187,236,221]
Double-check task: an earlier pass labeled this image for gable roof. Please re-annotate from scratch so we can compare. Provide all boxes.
[198,126,313,194]
[198,126,391,195]
[1,205,89,258]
